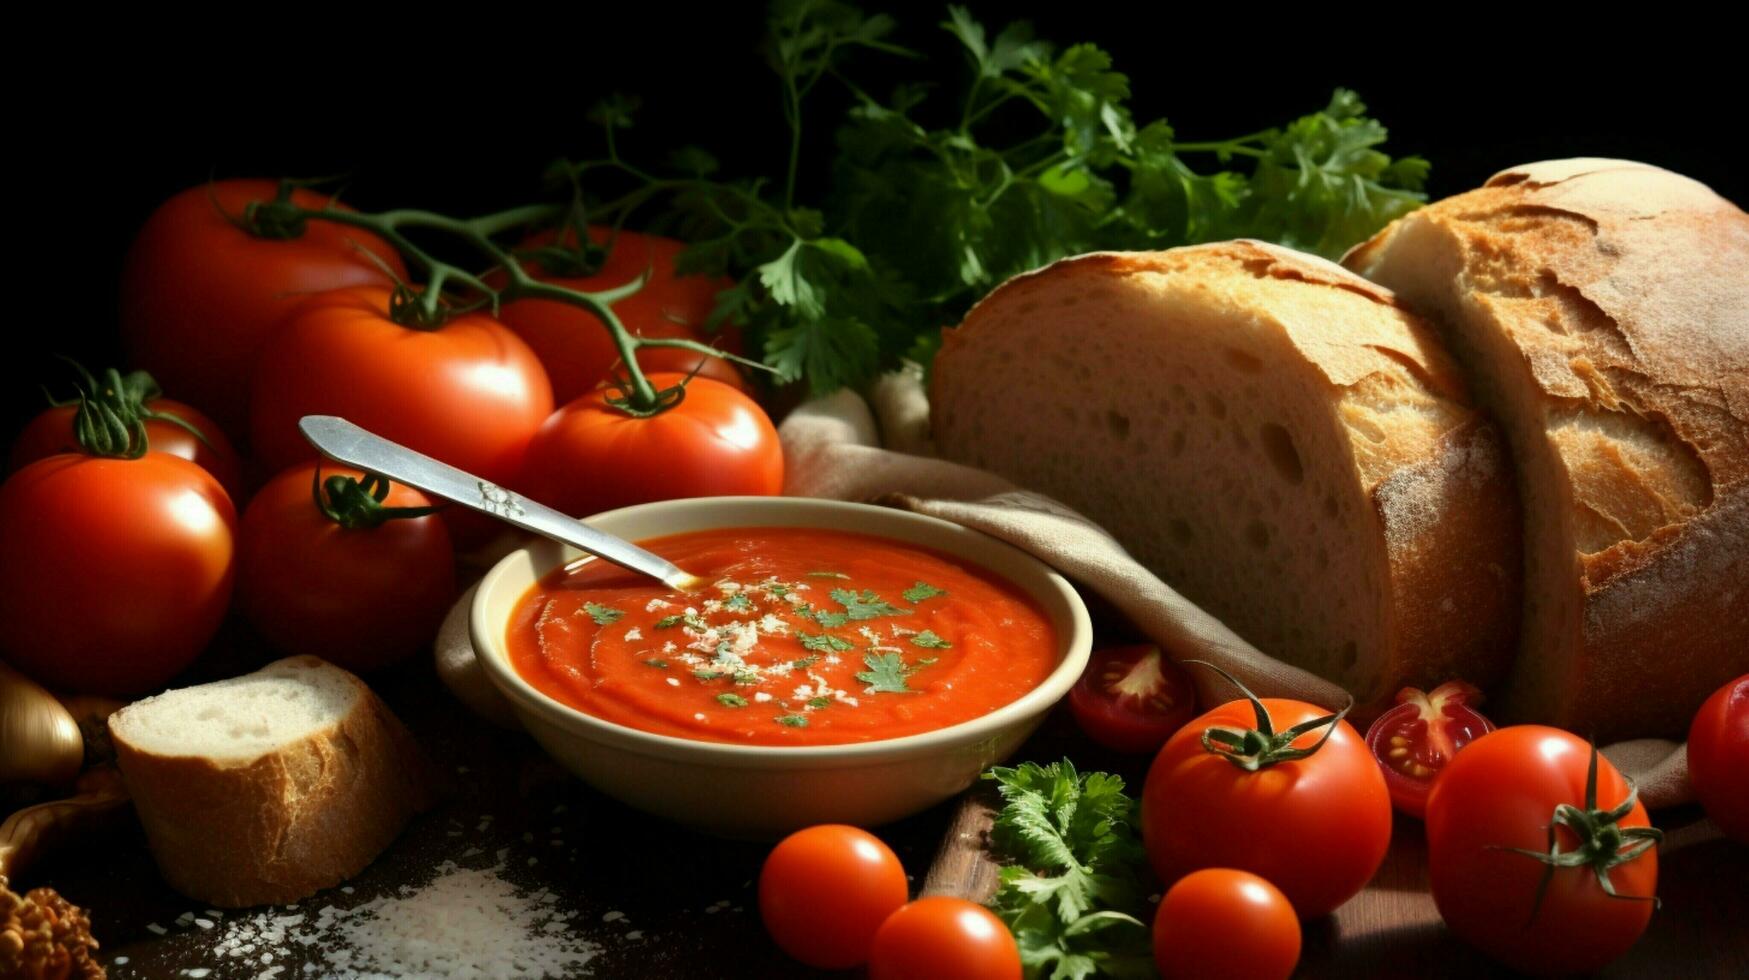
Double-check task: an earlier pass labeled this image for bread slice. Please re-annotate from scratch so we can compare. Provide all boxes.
[109,656,437,907]
[931,241,1522,713]
[1345,159,1749,739]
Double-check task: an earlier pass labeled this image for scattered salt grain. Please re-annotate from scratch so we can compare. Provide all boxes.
[147,923,167,935]
[602,911,625,922]
[625,930,643,941]
[341,886,355,894]
[195,918,214,930]
[113,956,129,965]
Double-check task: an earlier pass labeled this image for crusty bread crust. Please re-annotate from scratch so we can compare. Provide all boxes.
[1347,158,1749,738]
[110,656,438,907]
[933,241,1521,715]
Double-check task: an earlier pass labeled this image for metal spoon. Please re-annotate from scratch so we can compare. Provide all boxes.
[297,415,705,592]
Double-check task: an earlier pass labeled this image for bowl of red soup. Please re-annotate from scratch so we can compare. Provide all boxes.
[471,496,1091,837]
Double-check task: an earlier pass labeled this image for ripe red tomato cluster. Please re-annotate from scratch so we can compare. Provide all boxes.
[0,179,783,699]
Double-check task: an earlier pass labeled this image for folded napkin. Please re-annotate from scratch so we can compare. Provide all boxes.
[436,368,1693,808]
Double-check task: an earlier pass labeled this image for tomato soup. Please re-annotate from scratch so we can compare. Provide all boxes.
[505,527,1058,746]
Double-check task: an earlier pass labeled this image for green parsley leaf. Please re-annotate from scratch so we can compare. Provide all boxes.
[774,714,809,728]
[653,614,684,629]
[797,631,855,653]
[909,630,952,649]
[856,651,923,693]
[829,589,911,621]
[733,670,761,686]
[792,654,821,670]
[807,696,831,709]
[692,669,724,681]
[723,593,754,612]
[642,658,669,669]
[582,602,624,626]
[716,693,748,708]
[902,581,947,602]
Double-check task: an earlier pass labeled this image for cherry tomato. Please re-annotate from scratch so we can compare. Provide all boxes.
[121,179,406,435]
[1068,644,1196,753]
[518,372,782,518]
[1688,674,1749,842]
[249,285,553,492]
[0,454,234,695]
[1142,689,1391,919]
[1363,681,1494,819]
[1426,726,1660,975]
[1152,869,1300,980]
[759,824,907,969]
[867,897,1021,980]
[237,464,454,672]
[12,396,242,502]
[493,226,743,404]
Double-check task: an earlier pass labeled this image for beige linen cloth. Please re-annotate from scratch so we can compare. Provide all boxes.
[438,370,1693,808]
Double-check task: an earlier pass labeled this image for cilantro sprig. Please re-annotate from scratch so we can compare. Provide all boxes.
[583,602,624,626]
[568,1,1425,395]
[856,650,935,693]
[984,761,1154,979]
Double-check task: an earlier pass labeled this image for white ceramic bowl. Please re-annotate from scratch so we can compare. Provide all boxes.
[471,496,1091,838]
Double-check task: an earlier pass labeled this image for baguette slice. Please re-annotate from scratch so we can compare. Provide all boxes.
[931,241,1521,713]
[1345,159,1749,739]
[109,656,437,907]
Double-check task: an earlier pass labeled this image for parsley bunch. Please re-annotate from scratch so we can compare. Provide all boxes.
[573,0,1427,395]
[984,760,1155,979]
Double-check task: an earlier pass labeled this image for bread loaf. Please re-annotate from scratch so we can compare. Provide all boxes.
[109,656,437,907]
[931,241,1522,713]
[1345,158,1749,739]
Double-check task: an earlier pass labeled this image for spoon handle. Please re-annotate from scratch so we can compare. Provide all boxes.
[297,415,701,591]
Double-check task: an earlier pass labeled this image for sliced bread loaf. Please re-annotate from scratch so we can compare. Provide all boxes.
[1345,159,1749,739]
[109,656,437,907]
[931,241,1522,713]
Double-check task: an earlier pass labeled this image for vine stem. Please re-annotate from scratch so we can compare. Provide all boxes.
[252,193,766,414]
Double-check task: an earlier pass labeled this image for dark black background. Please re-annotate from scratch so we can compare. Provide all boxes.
[9,6,1740,437]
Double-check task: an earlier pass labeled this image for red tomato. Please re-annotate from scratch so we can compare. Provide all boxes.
[495,227,743,404]
[1152,869,1300,980]
[759,824,908,969]
[1363,681,1494,819]
[1426,726,1660,975]
[1688,674,1749,842]
[0,455,234,695]
[237,464,454,672]
[518,372,782,518]
[1142,692,1391,918]
[121,180,406,434]
[867,897,1021,980]
[1068,644,1196,753]
[12,396,242,502]
[250,286,553,487]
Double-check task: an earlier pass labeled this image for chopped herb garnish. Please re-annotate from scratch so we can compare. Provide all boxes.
[811,609,850,628]
[716,693,749,708]
[642,658,669,669]
[829,588,912,622]
[792,654,821,670]
[583,602,624,625]
[693,669,725,681]
[683,613,711,631]
[902,581,948,603]
[733,670,761,686]
[775,714,809,728]
[917,657,938,667]
[910,630,953,649]
[807,696,831,709]
[807,571,850,579]
[653,614,684,629]
[765,582,791,597]
[724,593,754,612]
[714,642,736,663]
[857,652,923,693]
[798,631,855,653]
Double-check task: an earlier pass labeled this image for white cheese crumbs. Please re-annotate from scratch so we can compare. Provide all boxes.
[754,692,773,703]
[693,712,707,722]
[623,627,642,641]
[662,641,677,654]
[702,599,724,613]
[758,614,789,635]
[666,677,680,687]
[794,685,814,699]
[824,655,841,665]
[890,624,918,637]
[715,579,743,593]
[644,598,673,612]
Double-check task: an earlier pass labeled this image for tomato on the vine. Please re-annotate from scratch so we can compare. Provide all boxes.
[121,179,407,434]
[1151,869,1300,980]
[496,227,743,404]
[1688,674,1749,842]
[1363,681,1494,818]
[866,897,1021,980]
[0,454,234,695]
[1068,644,1196,753]
[238,464,454,673]
[759,824,907,969]
[518,372,782,518]
[249,286,554,490]
[1425,726,1660,975]
[1141,666,1390,919]
[10,365,242,501]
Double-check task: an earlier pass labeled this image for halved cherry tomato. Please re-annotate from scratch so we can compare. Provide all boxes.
[1363,682,1494,818]
[866,897,1021,980]
[759,824,907,969]
[1152,869,1300,980]
[1688,673,1749,842]
[1068,644,1196,753]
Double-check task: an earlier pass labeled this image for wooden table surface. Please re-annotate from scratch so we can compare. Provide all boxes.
[20,626,1749,979]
